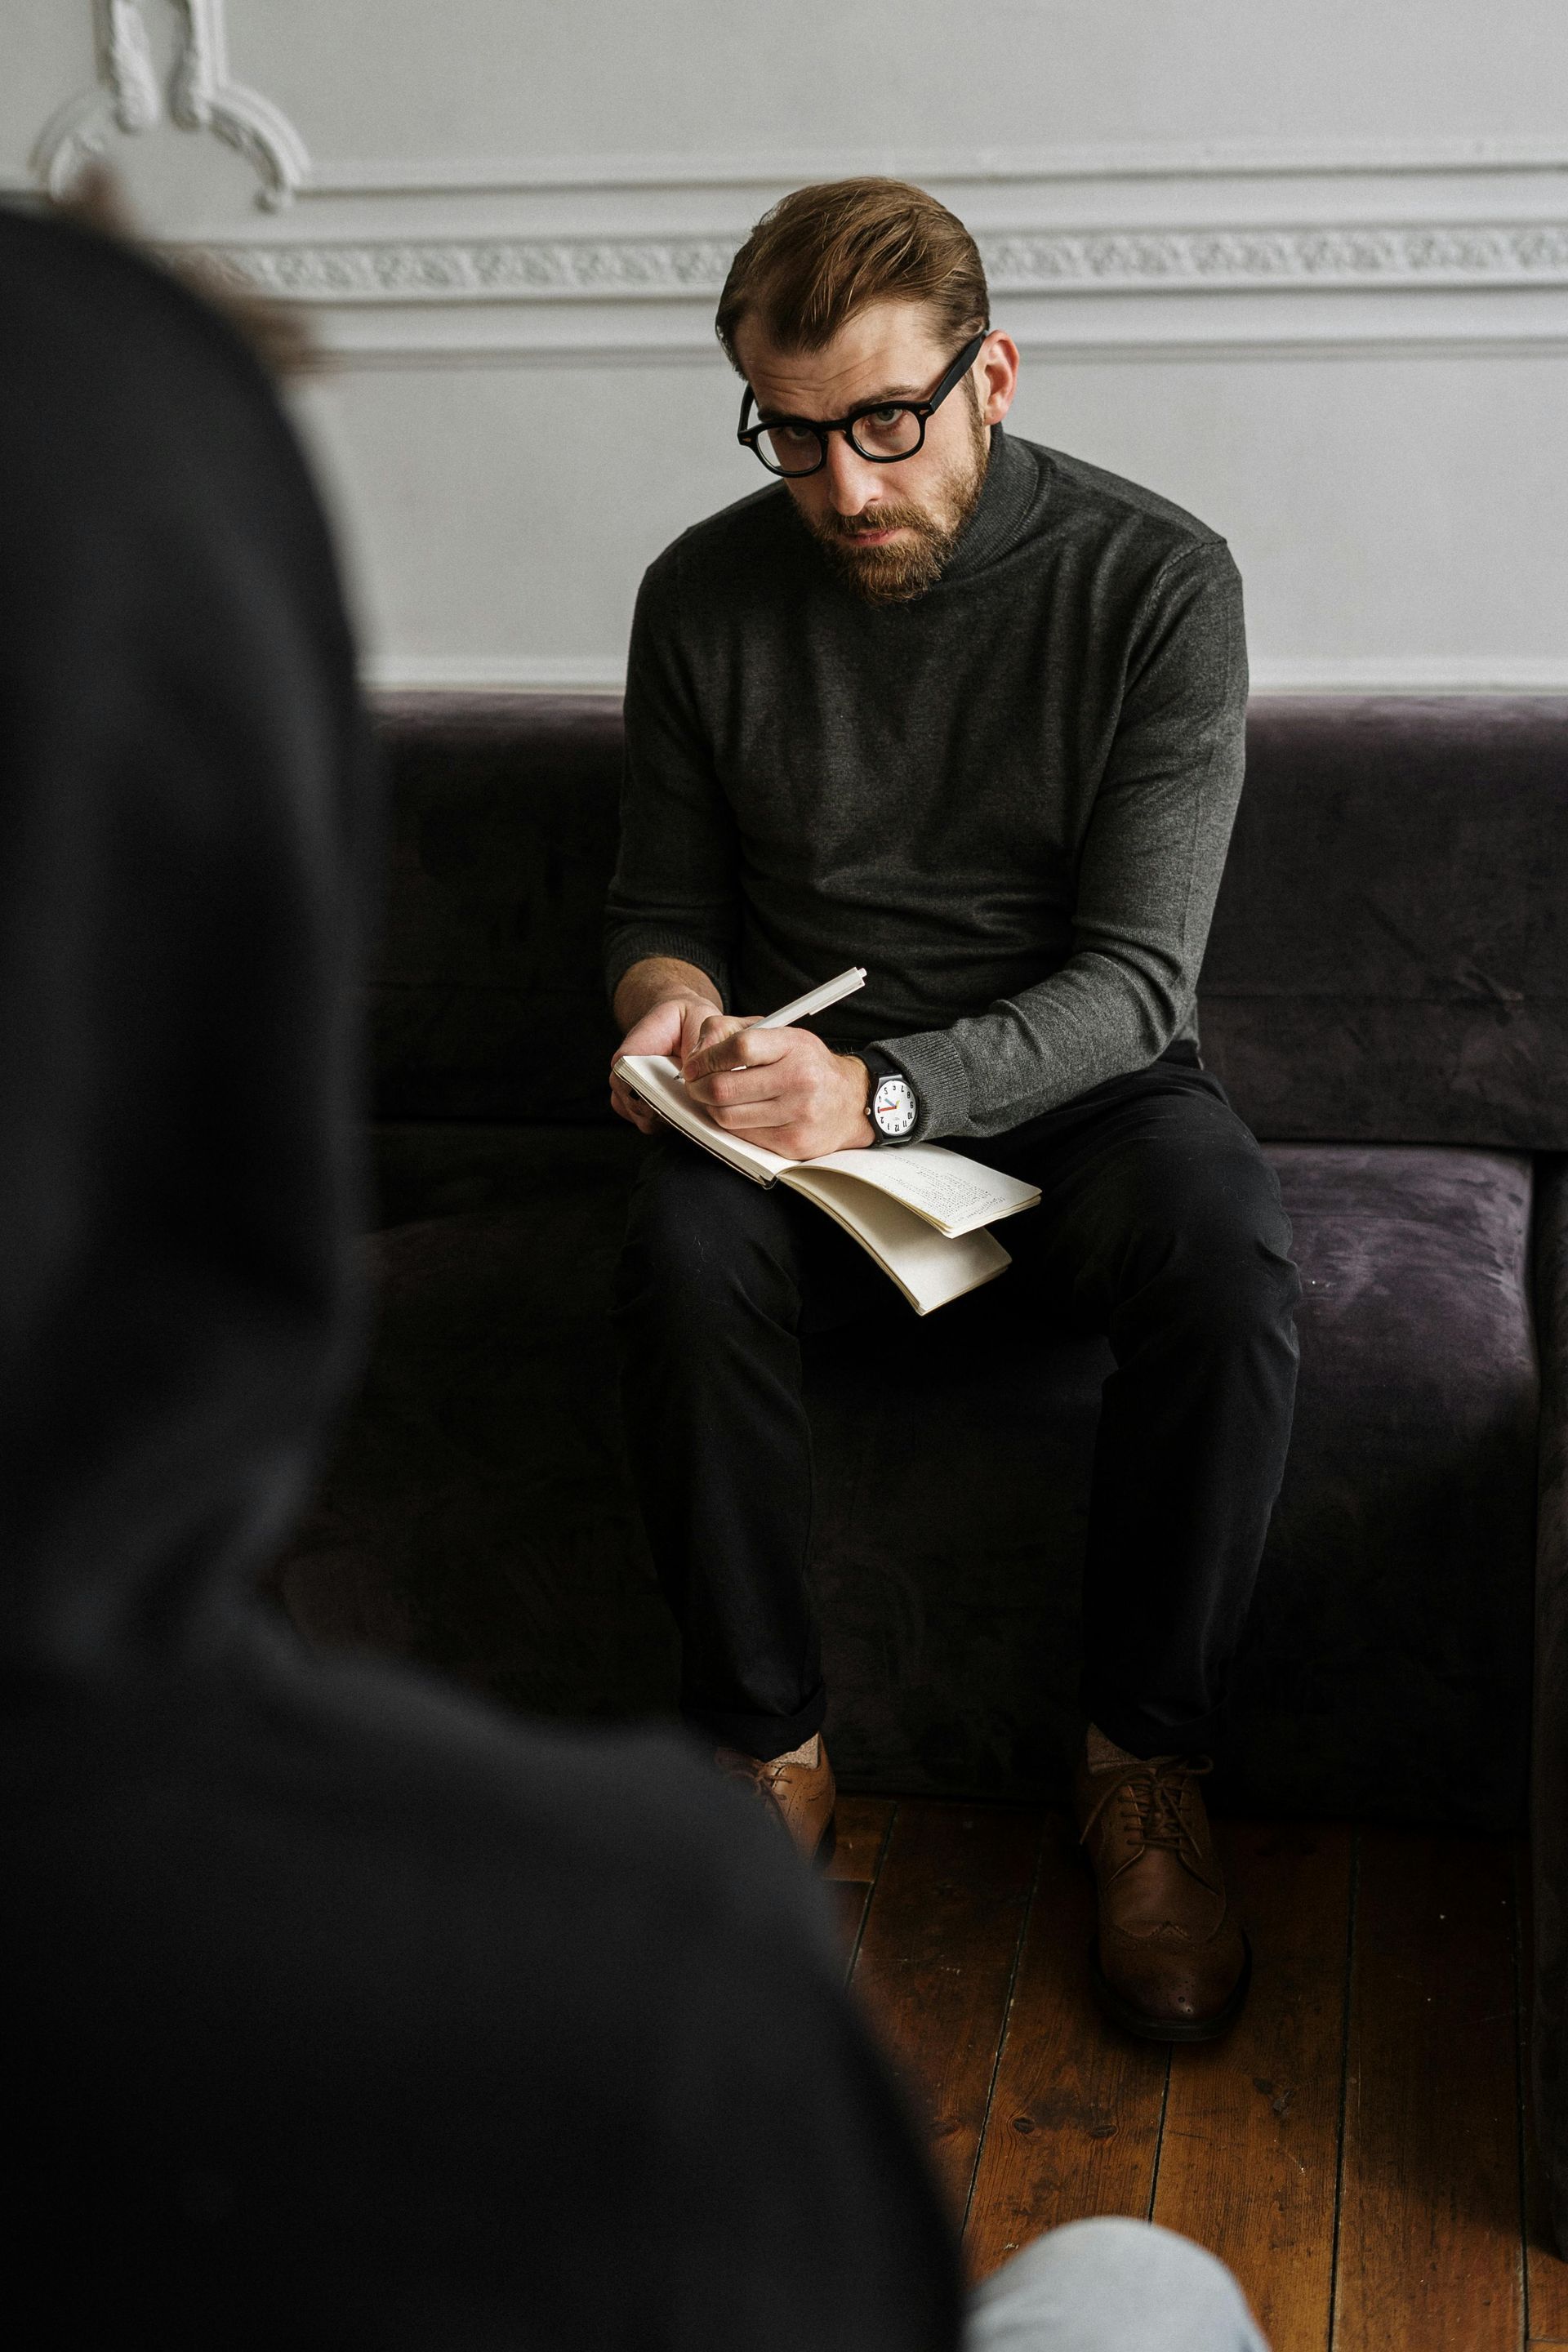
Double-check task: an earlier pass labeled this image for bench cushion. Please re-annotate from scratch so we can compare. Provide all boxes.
[283,1134,1538,1828]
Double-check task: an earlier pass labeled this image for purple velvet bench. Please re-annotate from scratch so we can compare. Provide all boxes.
[281,691,1568,2232]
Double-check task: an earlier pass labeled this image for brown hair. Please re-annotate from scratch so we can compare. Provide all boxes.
[715,177,989,369]
[50,164,323,382]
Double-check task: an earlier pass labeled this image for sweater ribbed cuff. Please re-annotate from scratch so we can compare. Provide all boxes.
[870,1028,972,1145]
[604,926,731,1013]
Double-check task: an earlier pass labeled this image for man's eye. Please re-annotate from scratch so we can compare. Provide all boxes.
[775,424,816,445]
[862,406,902,428]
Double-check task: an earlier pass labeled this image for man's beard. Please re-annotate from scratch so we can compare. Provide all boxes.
[801,390,991,605]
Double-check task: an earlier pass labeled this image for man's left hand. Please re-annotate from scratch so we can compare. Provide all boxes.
[683,1018,872,1159]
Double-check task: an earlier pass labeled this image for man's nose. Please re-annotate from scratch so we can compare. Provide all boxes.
[822,431,886,514]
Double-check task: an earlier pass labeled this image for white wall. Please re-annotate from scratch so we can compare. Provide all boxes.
[7,1,1568,690]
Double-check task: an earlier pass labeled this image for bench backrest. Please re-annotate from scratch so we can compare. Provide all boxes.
[370,691,1568,1148]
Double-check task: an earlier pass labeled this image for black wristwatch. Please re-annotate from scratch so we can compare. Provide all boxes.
[858,1046,919,1146]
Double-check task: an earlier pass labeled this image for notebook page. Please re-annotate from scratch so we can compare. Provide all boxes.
[805,1143,1040,1238]
[779,1165,1011,1315]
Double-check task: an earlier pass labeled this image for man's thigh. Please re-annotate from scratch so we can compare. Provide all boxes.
[984,1062,1294,1332]
[617,1134,889,1338]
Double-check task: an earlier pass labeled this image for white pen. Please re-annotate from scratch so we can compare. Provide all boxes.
[666,967,867,1087]
[755,965,867,1030]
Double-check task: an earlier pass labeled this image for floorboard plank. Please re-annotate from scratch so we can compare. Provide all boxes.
[1515,1841,1568,2344]
[825,1794,895,1884]
[963,1811,1169,2281]
[830,1876,874,1963]
[826,1796,894,1971]
[1152,1820,1352,2352]
[849,1799,1041,2223]
[1334,1829,1522,2351]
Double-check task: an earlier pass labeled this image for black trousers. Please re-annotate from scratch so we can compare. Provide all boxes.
[612,1049,1301,1763]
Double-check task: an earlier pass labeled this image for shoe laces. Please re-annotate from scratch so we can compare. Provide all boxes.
[715,1751,791,1811]
[1080,1754,1213,1873]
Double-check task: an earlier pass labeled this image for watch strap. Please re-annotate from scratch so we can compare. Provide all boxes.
[858,1045,904,1088]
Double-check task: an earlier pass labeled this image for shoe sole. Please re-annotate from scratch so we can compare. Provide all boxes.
[1088,1931,1253,2044]
[812,1811,837,1870]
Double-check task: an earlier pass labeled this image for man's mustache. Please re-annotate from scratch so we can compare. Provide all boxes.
[831,504,936,541]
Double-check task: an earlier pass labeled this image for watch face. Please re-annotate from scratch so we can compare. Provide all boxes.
[872,1075,917,1138]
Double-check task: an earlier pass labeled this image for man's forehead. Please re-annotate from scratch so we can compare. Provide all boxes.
[737,301,952,414]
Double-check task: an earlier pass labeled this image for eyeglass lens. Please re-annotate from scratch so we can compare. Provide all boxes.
[760,405,925,476]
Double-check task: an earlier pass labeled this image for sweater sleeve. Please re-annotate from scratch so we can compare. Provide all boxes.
[604,553,740,1011]
[877,542,1249,1141]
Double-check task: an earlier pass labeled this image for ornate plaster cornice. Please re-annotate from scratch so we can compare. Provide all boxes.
[30,0,307,212]
[194,236,737,301]
[191,220,1568,305]
[985,222,1568,287]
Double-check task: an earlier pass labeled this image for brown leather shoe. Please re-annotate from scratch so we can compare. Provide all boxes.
[1072,1751,1250,2042]
[714,1740,837,1864]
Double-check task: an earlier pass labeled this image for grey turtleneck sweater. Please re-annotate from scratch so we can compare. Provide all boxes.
[604,427,1248,1143]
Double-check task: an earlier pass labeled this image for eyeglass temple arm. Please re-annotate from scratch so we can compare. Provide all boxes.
[924,329,991,412]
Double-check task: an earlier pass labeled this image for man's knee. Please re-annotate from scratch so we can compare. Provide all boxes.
[1122,1136,1300,1339]
[614,1142,800,1335]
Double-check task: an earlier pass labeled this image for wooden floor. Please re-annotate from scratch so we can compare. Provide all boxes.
[827,1797,1568,2350]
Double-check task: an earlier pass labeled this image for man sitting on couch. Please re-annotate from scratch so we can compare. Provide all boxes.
[605,177,1301,2043]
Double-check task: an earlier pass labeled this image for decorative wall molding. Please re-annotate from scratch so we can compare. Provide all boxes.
[181,226,1568,364]
[20,65,1567,355]
[200,236,736,301]
[365,655,629,695]
[301,135,1568,198]
[363,652,1568,698]
[146,136,1568,360]
[296,331,1568,372]
[198,220,1568,305]
[987,222,1568,287]
[163,0,307,207]
[30,0,307,212]
[1252,657,1568,693]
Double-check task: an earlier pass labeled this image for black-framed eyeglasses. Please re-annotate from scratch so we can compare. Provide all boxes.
[737,329,989,478]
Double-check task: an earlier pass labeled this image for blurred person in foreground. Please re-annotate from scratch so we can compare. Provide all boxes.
[607,180,1300,2043]
[0,201,1265,2350]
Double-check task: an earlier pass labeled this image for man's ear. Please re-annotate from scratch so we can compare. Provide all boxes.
[978,333,1020,429]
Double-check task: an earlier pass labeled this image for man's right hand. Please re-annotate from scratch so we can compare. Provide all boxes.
[609,959,726,1134]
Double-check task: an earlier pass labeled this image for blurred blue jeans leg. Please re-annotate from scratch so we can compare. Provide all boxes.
[964,2218,1271,2351]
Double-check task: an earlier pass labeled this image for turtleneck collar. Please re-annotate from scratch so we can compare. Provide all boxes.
[939,425,1041,584]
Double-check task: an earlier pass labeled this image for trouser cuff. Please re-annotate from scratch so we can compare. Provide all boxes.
[683,1687,828,1762]
[1084,1691,1227,1760]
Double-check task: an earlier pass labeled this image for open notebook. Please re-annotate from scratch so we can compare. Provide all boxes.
[615,1053,1040,1315]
